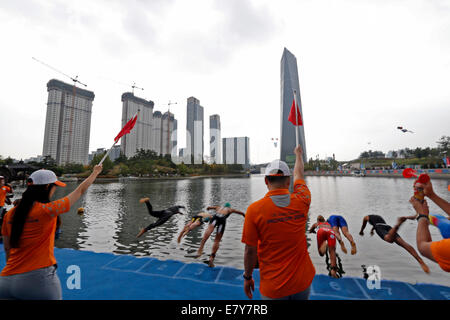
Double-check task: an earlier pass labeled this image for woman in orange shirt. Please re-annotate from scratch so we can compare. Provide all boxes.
[0,164,102,300]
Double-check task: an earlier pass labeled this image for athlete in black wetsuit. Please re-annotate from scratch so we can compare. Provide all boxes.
[136,198,185,238]
[359,214,429,273]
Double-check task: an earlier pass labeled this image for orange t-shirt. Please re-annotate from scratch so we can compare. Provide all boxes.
[241,179,316,299]
[1,197,70,276]
[430,238,450,272]
[0,186,12,207]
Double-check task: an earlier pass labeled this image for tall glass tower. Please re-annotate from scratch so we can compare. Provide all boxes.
[280,48,307,165]
[186,96,204,164]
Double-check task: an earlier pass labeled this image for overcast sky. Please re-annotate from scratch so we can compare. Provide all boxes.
[1,0,449,164]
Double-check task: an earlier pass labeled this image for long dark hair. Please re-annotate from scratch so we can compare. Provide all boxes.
[10,184,54,248]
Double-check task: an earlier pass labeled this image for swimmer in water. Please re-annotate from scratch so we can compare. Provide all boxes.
[309,215,339,278]
[136,198,185,238]
[196,203,245,267]
[177,211,214,243]
[359,214,430,273]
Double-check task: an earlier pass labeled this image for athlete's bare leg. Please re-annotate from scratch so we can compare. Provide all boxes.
[332,226,347,254]
[196,223,215,257]
[341,226,357,255]
[208,232,224,268]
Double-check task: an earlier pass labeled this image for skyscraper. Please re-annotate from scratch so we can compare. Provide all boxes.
[280,48,307,165]
[161,111,177,157]
[186,96,204,164]
[43,79,95,165]
[209,114,221,164]
[120,92,154,158]
[222,137,250,167]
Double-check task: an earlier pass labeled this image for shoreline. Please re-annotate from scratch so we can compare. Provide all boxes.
[305,168,450,179]
[60,173,250,183]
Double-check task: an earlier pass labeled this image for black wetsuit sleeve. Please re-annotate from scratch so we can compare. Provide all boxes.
[144,214,172,231]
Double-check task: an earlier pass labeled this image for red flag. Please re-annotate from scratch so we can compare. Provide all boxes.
[288,98,303,126]
[114,113,138,142]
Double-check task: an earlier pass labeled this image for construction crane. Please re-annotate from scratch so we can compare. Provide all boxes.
[32,57,88,164]
[131,82,144,95]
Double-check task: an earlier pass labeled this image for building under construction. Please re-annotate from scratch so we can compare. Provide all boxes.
[42,79,95,165]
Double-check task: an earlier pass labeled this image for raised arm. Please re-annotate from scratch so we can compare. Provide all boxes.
[206,206,219,211]
[66,165,102,208]
[293,145,305,182]
[417,181,450,216]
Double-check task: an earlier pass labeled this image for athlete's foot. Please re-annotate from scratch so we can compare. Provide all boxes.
[420,261,430,274]
[195,250,203,258]
[139,197,150,204]
[339,241,348,254]
[208,254,216,267]
[351,241,357,255]
[136,228,146,238]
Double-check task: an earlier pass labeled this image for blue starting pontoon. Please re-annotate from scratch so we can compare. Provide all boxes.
[0,247,448,300]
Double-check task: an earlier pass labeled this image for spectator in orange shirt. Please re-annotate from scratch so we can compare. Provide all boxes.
[409,179,450,272]
[241,145,315,300]
[0,176,13,242]
[0,176,13,214]
[0,165,102,300]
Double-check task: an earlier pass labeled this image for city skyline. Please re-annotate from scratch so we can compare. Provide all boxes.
[1,1,449,164]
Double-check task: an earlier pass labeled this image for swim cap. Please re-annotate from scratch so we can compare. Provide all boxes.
[224,203,231,208]
[77,207,85,215]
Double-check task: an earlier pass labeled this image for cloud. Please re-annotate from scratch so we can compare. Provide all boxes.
[213,0,279,44]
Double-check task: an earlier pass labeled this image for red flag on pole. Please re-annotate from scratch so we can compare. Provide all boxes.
[114,112,138,143]
[288,98,303,126]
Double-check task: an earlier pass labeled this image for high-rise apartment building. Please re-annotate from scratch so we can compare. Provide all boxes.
[186,97,204,164]
[120,92,154,158]
[43,79,95,165]
[209,114,221,164]
[280,48,307,165]
[152,111,162,155]
[222,137,250,167]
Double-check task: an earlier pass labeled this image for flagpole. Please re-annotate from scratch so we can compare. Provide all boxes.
[99,140,117,165]
[293,90,299,146]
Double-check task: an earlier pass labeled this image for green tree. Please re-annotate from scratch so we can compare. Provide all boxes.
[90,153,114,175]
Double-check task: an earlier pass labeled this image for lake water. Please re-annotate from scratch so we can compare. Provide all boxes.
[10,175,450,287]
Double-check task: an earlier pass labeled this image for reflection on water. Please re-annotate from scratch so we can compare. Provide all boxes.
[9,176,450,286]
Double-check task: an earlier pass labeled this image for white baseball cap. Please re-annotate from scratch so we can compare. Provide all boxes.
[264,160,291,176]
[29,169,66,187]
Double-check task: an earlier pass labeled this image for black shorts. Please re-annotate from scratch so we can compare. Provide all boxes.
[374,223,399,241]
[210,215,227,234]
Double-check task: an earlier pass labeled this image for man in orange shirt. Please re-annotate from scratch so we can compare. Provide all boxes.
[241,145,315,300]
